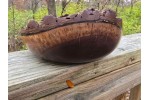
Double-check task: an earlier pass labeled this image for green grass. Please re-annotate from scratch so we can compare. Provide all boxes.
[8,2,141,36]
[8,7,33,36]
[117,2,141,35]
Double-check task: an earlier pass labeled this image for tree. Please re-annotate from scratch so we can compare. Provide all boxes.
[95,0,111,10]
[61,0,71,16]
[11,1,16,35]
[116,0,121,13]
[46,0,56,16]
[31,0,40,19]
[77,0,81,4]
[101,0,111,10]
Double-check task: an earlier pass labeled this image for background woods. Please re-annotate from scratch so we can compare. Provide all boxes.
[8,0,141,52]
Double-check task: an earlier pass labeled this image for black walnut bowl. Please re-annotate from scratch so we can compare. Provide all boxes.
[20,8,122,63]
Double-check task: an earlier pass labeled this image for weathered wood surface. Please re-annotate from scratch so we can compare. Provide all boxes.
[40,62,140,100]
[8,33,141,100]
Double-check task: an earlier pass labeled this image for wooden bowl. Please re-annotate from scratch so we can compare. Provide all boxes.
[21,9,122,63]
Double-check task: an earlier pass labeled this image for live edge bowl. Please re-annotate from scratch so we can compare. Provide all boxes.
[20,8,122,63]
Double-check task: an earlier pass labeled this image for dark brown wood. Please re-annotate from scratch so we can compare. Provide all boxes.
[21,8,122,36]
[21,22,121,63]
[113,94,125,100]
[113,94,124,100]
[129,84,141,100]
[20,8,122,63]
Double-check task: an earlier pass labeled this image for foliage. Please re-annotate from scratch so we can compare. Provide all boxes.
[34,6,48,22]
[61,2,87,15]
[8,7,33,36]
[117,1,141,35]
[8,7,33,51]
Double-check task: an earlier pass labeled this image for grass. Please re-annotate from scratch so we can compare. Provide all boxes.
[117,2,141,35]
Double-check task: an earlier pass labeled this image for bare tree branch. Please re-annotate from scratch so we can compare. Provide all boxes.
[116,0,121,13]
[77,0,81,4]
[61,0,71,16]
[11,1,16,35]
[31,0,40,19]
[101,0,111,10]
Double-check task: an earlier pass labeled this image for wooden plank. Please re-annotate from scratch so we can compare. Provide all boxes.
[8,33,141,100]
[92,69,140,100]
[129,84,141,100]
[113,91,130,100]
[113,93,125,100]
[39,62,141,100]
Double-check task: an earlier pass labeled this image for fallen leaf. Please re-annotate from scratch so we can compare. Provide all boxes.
[66,80,74,88]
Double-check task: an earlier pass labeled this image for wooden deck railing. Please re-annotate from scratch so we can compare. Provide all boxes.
[8,33,141,100]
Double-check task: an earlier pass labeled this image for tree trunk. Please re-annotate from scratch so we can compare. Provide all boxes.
[97,3,100,10]
[11,1,16,35]
[130,0,134,13]
[31,0,39,19]
[46,0,56,17]
[77,0,81,4]
[116,0,121,13]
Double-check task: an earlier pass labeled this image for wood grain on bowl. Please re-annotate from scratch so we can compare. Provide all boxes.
[20,8,122,63]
